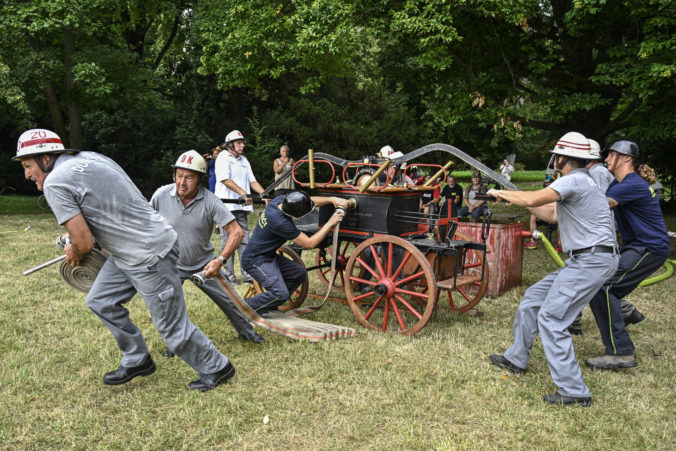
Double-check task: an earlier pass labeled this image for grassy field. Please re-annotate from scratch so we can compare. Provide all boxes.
[0,197,674,449]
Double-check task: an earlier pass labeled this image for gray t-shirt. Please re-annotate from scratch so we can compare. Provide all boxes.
[44,152,177,270]
[150,184,235,272]
[549,168,617,253]
[588,163,614,193]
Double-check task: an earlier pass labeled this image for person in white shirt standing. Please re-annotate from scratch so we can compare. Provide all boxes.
[214,130,266,284]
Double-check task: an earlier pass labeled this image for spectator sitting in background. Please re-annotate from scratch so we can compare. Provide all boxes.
[457,173,487,219]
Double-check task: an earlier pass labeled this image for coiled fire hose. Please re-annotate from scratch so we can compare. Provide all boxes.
[23,234,107,293]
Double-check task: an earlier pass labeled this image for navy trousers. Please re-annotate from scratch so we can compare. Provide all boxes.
[589,246,668,355]
[243,254,307,314]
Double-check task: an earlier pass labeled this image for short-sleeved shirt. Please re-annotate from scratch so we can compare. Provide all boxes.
[150,184,235,272]
[44,152,176,270]
[214,151,257,212]
[588,163,614,193]
[606,172,670,256]
[240,196,301,268]
[549,168,616,253]
[441,184,463,205]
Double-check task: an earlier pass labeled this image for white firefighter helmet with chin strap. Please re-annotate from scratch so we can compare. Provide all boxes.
[172,150,207,174]
[550,132,592,159]
[223,130,245,146]
[13,129,67,161]
[587,139,602,160]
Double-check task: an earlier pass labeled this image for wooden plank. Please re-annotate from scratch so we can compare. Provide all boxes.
[437,274,482,289]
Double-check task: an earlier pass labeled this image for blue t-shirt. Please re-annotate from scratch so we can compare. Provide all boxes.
[240,196,301,268]
[606,172,670,256]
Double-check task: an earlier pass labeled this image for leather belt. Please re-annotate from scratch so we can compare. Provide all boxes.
[571,245,615,256]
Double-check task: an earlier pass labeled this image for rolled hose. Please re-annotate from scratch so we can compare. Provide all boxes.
[58,249,108,293]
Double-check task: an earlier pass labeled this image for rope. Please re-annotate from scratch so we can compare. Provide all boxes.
[58,249,107,293]
[198,273,356,342]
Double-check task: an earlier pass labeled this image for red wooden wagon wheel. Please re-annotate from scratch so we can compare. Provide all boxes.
[345,236,436,335]
[251,245,308,312]
[314,241,362,289]
[438,230,488,313]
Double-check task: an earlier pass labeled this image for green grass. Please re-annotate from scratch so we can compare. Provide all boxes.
[452,170,546,184]
[1,205,674,448]
[0,195,52,215]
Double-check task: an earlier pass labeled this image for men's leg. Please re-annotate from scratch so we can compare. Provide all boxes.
[244,259,289,313]
[129,244,229,375]
[234,211,253,282]
[86,259,149,367]
[457,206,469,218]
[470,206,486,219]
[538,253,618,397]
[276,253,307,296]
[589,247,666,355]
[503,270,558,369]
[193,270,259,340]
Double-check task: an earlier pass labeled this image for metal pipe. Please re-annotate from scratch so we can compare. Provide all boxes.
[425,161,454,186]
[308,149,315,189]
[23,254,67,276]
[358,160,392,193]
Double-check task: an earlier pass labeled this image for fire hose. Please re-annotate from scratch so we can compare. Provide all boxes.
[23,234,108,293]
[190,201,358,341]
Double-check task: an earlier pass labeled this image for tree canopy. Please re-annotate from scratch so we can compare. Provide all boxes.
[1,0,674,196]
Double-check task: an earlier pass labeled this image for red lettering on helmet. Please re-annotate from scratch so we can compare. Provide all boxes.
[187,156,193,164]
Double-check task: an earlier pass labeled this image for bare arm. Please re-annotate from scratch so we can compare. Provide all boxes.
[203,220,244,278]
[63,214,95,266]
[250,181,265,195]
[223,179,247,196]
[528,202,557,224]
[487,187,561,208]
[273,158,284,174]
[607,197,618,208]
[292,210,345,249]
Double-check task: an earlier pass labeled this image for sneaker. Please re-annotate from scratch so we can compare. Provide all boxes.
[489,354,525,374]
[623,309,645,326]
[585,354,637,370]
[543,392,592,407]
[524,239,537,250]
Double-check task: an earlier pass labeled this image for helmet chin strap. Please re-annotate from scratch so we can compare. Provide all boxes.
[34,154,59,173]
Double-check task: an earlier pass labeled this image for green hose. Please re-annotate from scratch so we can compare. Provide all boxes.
[533,230,565,268]
[638,259,675,287]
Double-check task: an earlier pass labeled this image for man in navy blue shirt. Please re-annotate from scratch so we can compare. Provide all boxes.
[241,192,349,314]
[586,140,670,370]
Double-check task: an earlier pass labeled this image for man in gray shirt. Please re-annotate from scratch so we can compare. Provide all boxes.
[486,132,619,407]
[586,139,614,192]
[14,129,234,392]
[150,150,264,347]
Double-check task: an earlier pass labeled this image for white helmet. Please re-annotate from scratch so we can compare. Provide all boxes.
[550,132,592,159]
[172,150,207,174]
[379,145,394,158]
[587,139,602,160]
[13,128,66,161]
[223,130,245,146]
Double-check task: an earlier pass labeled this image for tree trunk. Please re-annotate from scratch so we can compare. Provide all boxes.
[64,27,82,149]
[27,36,67,142]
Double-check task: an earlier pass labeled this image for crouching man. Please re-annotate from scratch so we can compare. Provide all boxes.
[241,191,348,315]
[150,150,265,348]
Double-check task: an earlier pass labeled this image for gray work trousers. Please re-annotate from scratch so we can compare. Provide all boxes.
[220,210,252,283]
[86,243,229,374]
[504,251,618,398]
[177,267,257,340]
